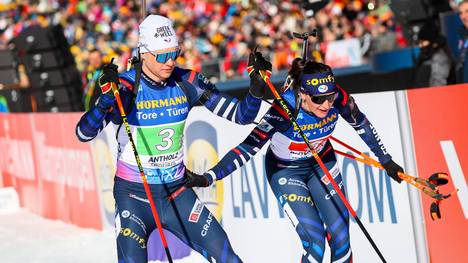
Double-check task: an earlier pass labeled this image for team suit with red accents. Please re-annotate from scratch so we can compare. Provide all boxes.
[204,77,392,262]
[76,66,262,263]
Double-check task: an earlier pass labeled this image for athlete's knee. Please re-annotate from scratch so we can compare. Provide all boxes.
[301,241,325,263]
[330,242,352,263]
[296,224,326,262]
[328,226,352,263]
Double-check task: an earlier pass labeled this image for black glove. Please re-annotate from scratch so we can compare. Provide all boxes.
[382,159,404,183]
[184,169,213,188]
[247,48,272,98]
[98,62,119,95]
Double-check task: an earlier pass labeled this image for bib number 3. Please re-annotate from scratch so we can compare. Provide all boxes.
[136,122,184,155]
[156,128,175,151]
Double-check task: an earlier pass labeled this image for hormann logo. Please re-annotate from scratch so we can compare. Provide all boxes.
[136,96,187,110]
[293,113,337,131]
[305,75,334,86]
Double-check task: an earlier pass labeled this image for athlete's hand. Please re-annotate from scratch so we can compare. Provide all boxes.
[184,169,213,188]
[98,62,119,96]
[382,159,404,183]
[247,47,272,98]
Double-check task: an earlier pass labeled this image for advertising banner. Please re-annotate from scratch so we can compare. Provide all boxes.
[0,114,39,211]
[6,84,468,262]
[185,91,418,262]
[407,84,468,263]
[325,38,363,68]
[332,92,417,263]
[0,113,102,229]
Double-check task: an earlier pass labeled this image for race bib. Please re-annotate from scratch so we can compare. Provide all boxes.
[136,121,185,156]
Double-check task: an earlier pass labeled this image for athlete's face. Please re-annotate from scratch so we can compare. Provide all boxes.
[141,46,179,82]
[300,91,336,118]
[459,2,468,29]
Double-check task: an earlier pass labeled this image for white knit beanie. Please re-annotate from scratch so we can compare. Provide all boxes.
[138,15,178,53]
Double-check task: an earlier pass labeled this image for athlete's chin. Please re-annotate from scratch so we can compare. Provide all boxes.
[314,110,329,118]
[160,69,174,79]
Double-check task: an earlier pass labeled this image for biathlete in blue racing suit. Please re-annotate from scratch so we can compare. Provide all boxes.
[76,15,272,263]
[186,59,405,263]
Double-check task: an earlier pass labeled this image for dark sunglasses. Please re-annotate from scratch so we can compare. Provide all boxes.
[148,49,181,63]
[310,92,337,104]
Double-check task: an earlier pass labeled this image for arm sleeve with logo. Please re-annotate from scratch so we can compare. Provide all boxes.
[207,100,291,181]
[334,85,392,164]
[180,69,262,124]
[75,81,133,142]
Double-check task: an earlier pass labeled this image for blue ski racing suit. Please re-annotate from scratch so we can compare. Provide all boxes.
[204,85,393,263]
[76,67,262,263]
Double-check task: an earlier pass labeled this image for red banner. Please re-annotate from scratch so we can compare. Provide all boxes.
[407,84,468,263]
[0,113,102,229]
[0,114,39,212]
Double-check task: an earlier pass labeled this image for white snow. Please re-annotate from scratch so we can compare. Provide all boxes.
[0,209,116,263]
[0,209,208,263]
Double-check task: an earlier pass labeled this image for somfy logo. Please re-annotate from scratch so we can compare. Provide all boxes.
[306,75,335,86]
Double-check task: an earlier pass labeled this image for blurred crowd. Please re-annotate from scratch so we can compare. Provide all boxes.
[0,0,460,82]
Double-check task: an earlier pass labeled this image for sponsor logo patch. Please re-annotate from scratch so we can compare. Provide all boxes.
[153,26,173,38]
[120,227,146,248]
[282,193,314,205]
[320,164,340,185]
[121,210,130,218]
[318,84,328,93]
[188,199,204,223]
[257,120,274,132]
[201,213,213,237]
[278,177,287,185]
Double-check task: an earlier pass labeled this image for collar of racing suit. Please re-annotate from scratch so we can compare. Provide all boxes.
[141,70,168,87]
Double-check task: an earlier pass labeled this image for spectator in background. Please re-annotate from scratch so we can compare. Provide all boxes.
[370,21,398,54]
[414,21,454,87]
[457,0,468,83]
[353,21,372,58]
[82,48,104,111]
[0,0,410,83]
